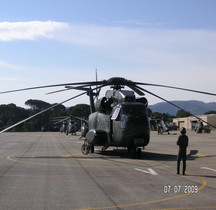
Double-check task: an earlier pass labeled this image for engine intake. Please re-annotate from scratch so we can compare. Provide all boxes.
[95,97,112,113]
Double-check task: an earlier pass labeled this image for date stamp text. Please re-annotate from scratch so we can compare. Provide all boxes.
[163,185,199,194]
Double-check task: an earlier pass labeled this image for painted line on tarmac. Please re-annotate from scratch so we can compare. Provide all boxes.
[6,154,159,169]
[189,153,206,158]
[201,167,216,172]
[80,176,208,210]
[135,168,158,175]
[154,205,216,210]
[195,153,206,158]
[8,153,156,163]
[7,154,209,209]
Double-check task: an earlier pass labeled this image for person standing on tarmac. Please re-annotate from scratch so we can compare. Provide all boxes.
[177,127,189,175]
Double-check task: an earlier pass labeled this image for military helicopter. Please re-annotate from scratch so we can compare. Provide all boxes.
[53,115,87,136]
[0,77,216,158]
[157,119,171,135]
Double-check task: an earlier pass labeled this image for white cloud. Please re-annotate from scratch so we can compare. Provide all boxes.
[1,22,216,106]
[56,24,216,76]
[0,21,69,41]
[0,60,27,71]
[58,24,216,49]
[0,77,18,81]
[59,25,216,81]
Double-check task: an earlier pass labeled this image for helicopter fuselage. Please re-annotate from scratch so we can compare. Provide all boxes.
[86,102,150,149]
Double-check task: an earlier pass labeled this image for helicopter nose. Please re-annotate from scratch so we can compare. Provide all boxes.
[124,115,149,133]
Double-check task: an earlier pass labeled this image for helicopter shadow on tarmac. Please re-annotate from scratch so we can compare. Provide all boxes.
[14,151,179,162]
[15,155,108,160]
[95,148,210,162]
[15,149,204,162]
[95,149,178,161]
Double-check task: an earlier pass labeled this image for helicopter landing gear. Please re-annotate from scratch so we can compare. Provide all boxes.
[158,126,163,135]
[81,143,90,155]
[102,145,109,152]
[136,148,142,159]
[91,145,94,153]
[128,147,142,159]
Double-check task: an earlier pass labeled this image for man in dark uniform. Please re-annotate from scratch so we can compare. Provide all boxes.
[177,127,189,175]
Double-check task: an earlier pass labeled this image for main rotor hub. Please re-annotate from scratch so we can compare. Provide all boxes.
[107,77,128,85]
[107,77,131,90]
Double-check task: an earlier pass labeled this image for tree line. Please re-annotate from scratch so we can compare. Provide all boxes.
[0,99,215,132]
[0,99,90,132]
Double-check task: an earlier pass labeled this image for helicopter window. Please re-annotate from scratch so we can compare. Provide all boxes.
[111,107,121,120]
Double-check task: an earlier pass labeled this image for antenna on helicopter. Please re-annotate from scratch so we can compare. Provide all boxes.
[96,69,98,83]
[95,69,100,100]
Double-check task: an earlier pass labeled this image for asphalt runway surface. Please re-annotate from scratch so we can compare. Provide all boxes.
[0,131,215,210]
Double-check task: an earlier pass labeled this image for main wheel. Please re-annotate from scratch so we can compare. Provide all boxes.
[136,148,142,159]
[91,145,94,153]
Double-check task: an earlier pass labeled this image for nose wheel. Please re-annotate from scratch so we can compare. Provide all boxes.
[81,141,94,155]
[81,143,90,155]
[136,148,142,159]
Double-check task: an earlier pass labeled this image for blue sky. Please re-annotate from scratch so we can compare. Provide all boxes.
[0,0,216,108]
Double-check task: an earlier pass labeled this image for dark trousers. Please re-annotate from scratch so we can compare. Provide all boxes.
[177,152,186,174]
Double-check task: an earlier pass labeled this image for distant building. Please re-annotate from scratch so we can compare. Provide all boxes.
[173,114,216,130]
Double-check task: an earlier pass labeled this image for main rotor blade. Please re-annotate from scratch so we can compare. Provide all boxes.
[53,115,88,125]
[70,115,88,123]
[0,81,103,94]
[136,82,216,96]
[138,86,216,129]
[127,84,145,96]
[0,92,85,133]
[52,116,69,123]
[0,84,105,133]
[45,84,91,95]
[65,86,100,96]
[53,116,71,125]
[65,85,90,91]
[46,88,71,95]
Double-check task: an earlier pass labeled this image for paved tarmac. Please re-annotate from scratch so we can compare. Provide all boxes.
[0,130,215,210]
